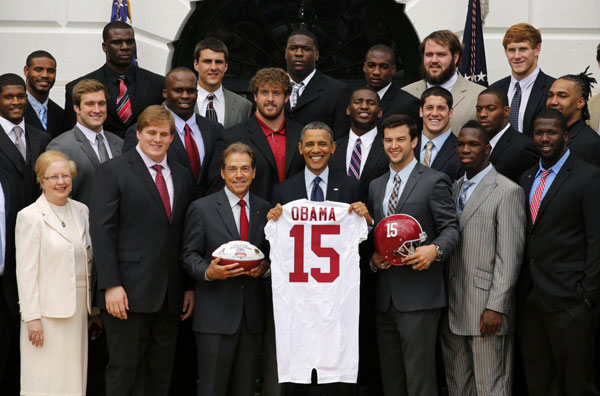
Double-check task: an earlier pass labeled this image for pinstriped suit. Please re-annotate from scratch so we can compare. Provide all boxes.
[441,166,526,396]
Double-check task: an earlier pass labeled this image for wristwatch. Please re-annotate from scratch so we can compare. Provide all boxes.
[433,244,443,262]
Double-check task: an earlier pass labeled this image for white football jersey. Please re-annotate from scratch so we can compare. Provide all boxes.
[265,199,368,384]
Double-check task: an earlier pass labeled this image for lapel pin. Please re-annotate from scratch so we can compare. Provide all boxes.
[333,187,339,191]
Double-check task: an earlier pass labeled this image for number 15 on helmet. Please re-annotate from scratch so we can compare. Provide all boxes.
[374,214,427,265]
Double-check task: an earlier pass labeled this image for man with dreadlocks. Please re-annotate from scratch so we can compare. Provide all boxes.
[587,43,600,133]
[546,68,600,167]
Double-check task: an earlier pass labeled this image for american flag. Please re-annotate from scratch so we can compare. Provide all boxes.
[111,0,131,23]
[459,0,488,87]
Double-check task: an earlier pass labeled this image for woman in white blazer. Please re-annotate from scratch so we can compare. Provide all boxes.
[16,151,94,396]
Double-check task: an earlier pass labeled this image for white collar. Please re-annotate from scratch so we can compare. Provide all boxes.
[377,82,392,99]
[510,67,540,90]
[349,126,378,149]
[489,123,511,149]
[427,72,459,92]
[197,84,225,103]
[135,144,168,169]
[0,115,25,136]
[224,186,250,209]
[289,69,317,87]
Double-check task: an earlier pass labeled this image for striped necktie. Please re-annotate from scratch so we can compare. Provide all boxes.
[348,138,362,179]
[509,82,521,131]
[117,76,132,124]
[387,174,401,215]
[530,170,552,223]
[205,94,218,122]
[423,141,434,167]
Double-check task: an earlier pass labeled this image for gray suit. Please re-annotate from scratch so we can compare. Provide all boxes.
[367,162,459,396]
[195,88,253,129]
[403,75,485,135]
[440,166,526,396]
[47,126,123,205]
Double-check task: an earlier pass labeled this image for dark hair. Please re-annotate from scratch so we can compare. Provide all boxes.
[221,142,256,169]
[596,42,600,63]
[460,120,490,144]
[194,37,229,62]
[365,43,395,65]
[534,108,568,132]
[420,86,453,108]
[287,28,319,50]
[0,73,26,91]
[420,30,463,67]
[26,50,56,68]
[102,21,134,42]
[381,114,418,140]
[350,87,380,106]
[166,66,196,80]
[478,87,509,107]
[300,121,334,142]
[558,67,597,121]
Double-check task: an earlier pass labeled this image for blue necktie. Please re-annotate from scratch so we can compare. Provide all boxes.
[39,106,47,130]
[457,181,474,213]
[509,82,521,131]
[310,176,324,202]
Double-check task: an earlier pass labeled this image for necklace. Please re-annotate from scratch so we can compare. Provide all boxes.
[49,201,69,227]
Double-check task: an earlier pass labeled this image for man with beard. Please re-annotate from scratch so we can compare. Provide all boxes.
[284,29,351,140]
[403,30,484,135]
[490,23,555,137]
[363,44,419,123]
[23,50,65,138]
[476,88,538,182]
[518,109,600,395]
[124,67,223,200]
[546,70,600,167]
[210,67,305,202]
[64,21,164,137]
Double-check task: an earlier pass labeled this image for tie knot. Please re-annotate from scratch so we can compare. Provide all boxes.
[314,176,322,185]
[39,106,46,115]
[540,169,552,179]
[118,75,126,82]
[12,126,23,138]
[96,133,105,142]
[207,94,215,101]
[238,199,246,208]
[463,180,474,191]
[425,141,434,150]
[394,173,401,184]
[355,138,362,146]
[184,123,192,134]
[293,82,304,89]
[151,164,163,173]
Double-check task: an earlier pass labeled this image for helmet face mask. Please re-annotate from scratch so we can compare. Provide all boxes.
[374,214,428,265]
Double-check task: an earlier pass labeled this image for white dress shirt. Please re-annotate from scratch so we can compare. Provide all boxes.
[0,115,27,151]
[345,127,378,177]
[169,109,206,165]
[135,145,174,210]
[224,186,250,234]
[77,122,114,159]
[427,72,459,92]
[383,158,417,217]
[460,163,493,204]
[304,166,329,200]
[420,129,452,165]
[377,82,392,100]
[289,69,317,99]
[197,85,225,127]
[508,67,540,132]
[27,91,48,125]
[489,123,511,152]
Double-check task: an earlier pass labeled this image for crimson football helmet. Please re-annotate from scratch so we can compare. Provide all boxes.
[374,214,427,266]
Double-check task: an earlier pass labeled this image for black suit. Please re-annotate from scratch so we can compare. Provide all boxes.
[123,113,223,199]
[414,132,463,182]
[182,189,269,396]
[490,71,555,137]
[489,125,539,183]
[285,71,351,140]
[24,98,65,138]
[518,154,600,395]
[567,119,600,167]
[210,117,305,202]
[379,83,420,124]
[89,149,193,396]
[0,170,19,395]
[64,65,165,137]
[0,123,50,207]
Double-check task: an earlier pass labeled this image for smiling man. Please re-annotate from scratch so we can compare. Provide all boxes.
[403,30,484,135]
[490,23,555,136]
[64,21,165,137]
[23,50,65,138]
[414,86,462,181]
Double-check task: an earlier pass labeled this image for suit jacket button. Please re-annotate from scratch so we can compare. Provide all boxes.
[240,285,245,289]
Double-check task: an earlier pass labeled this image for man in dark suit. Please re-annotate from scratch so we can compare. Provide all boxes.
[0,73,50,208]
[414,86,462,182]
[89,106,194,396]
[182,142,270,396]
[193,38,253,128]
[368,114,459,396]
[210,67,304,202]
[546,71,600,167]
[0,170,20,396]
[268,121,371,396]
[284,28,351,140]
[518,108,600,396]
[363,44,420,123]
[476,88,539,183]
[47,79,123,204]
[124,67,223,200]
[64,21,164,137]
[23,50,65,138]
[490,23,555,137]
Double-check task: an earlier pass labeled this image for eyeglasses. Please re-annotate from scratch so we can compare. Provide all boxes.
[43,174,71,182]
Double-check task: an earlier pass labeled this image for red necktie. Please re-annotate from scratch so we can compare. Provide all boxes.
[184,124,200,180]
[152,165,171,220]
[238,199,248,241]
[116,77,132,124]
[530,170,551,223]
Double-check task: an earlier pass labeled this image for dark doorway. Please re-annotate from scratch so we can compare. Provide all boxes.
[171,0,421,97]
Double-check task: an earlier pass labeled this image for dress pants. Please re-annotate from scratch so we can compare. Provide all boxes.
[195,314,262,396]
[440,330,513,396]
[376,306,441,396]
[102,301,179,396]
[0,279,20,396]
[263,287,281,396]
[519,291,599,396]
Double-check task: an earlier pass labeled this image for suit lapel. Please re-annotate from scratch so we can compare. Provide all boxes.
[101,66,121,123]
[291,71,324,111]
[248,194,263,245]
[223,89,239,128]
[217,189,240,239]
[25,104,44,131]
[0,125,26,173]
[414,134,423,161]
[169,132,192,170]
[396,164,423,213]
[168,159,185,223]
[73,127,101,168]
[374,171,389,221]
[489,127,512,163]
[431,133,456,170]
[459,168,497,230]
[247,119,277,171]
[130,151,170,222]
[284,121,300,176]
[25,124,43,164]
[294,172,309,200]
[326,172,344,202]
[38,196,72,242]
[450,76,469,108]
[106,132,123,157]
[523,72,547,135]
[133,67,150,116]
[361,135,384,181]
